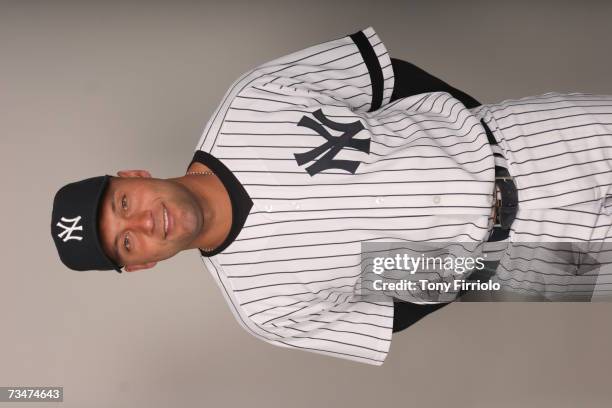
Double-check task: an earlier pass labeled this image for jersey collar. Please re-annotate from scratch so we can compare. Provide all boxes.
[188,151,253,256]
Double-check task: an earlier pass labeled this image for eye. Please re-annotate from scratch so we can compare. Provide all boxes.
[123,233,131,252]
[121,195,128,211]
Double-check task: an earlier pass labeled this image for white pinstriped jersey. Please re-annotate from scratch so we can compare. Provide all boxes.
[194,27,496,365]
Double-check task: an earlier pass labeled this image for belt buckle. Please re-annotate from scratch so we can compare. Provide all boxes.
[493,175,514,229]
[493,184,502,228]
[489,167,516,241]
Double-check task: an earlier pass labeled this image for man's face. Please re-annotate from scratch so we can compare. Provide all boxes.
[98,173,203,270]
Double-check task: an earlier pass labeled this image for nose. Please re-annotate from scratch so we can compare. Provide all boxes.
[126,210,155,235]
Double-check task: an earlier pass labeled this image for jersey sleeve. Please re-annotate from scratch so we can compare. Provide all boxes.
[196,27,394,153]
[258,295,394,366]
[249,27,394,112]
[203,257,394,365]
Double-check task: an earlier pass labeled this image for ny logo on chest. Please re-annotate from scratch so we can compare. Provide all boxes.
[294,109,370,176]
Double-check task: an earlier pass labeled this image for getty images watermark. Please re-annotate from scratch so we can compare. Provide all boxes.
[370,251,498,292]
[359,242,612,302]
[359,242,500,303]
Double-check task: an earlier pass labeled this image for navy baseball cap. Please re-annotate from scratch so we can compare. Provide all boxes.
[51,176,122,273]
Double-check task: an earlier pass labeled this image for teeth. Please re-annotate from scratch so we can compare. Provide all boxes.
[163,207,168,235]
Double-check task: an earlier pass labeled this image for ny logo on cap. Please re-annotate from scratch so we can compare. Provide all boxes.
[57,216,83,242]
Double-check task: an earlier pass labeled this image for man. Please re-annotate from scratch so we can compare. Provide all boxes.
[52,27,612,365]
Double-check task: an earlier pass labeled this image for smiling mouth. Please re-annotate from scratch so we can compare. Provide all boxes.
[163,205,169,239]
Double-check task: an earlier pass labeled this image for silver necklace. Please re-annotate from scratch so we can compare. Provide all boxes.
[186,170,216,252]
[186,170,214,176]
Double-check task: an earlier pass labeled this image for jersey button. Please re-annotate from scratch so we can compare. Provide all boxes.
[375,197,384,205]
[433,196,441,204]
[264,204,272,212]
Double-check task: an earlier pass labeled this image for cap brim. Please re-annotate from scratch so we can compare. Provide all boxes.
[93,175,123,273]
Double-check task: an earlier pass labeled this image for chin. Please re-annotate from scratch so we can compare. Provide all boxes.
[176,205,201,240]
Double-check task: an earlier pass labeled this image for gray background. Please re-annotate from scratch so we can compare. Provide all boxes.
[1,1,611,407]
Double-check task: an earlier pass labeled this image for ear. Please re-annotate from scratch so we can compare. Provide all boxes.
[123,261,157,272]
[116,169,152,178]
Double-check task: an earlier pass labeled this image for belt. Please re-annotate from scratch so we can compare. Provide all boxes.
[481,119,518,242]
[458,120,519,292]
